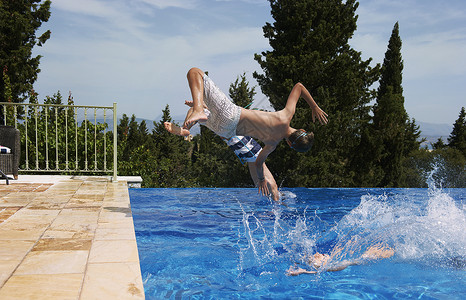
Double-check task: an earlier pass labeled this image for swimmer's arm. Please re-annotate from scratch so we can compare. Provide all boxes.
[254,145,276,196]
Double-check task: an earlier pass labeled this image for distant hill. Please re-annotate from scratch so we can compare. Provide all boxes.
[417,121,452,148]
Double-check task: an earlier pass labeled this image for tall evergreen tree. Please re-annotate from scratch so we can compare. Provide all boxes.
[151,105,192,187]
[448,107,466,157]
[229,73,256,108]
[0,0,51,103]
[254,0,379,187]
[372,22,420,187]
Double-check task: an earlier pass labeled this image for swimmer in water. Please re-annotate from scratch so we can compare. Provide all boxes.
[164,67,328,198]
[286,243,395,275]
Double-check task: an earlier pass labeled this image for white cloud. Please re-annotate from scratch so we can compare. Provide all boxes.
[138,0,198,10]
[52,0,120,18]
[403,30,466,80]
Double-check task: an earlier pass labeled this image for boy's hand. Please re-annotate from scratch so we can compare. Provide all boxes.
[312,106,328,125]
[258,178,271,197]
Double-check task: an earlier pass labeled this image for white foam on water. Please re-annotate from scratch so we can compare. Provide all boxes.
[237,161,465,272]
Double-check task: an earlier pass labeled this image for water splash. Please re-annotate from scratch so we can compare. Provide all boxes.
[237,165,466,274]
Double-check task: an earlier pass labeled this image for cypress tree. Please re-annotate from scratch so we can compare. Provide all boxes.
[372,22,418,187]
[254,0,379,187]
[448,107,466,157]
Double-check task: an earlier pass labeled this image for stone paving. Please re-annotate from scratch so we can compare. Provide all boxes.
[0,177,145,299]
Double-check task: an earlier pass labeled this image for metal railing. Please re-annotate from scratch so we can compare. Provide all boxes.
[0,102,118,181]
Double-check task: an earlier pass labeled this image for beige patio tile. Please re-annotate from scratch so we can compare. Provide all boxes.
[97,218,135,229]
[80,262,144,299]
[0,227,49,240]
[0,260,20,287]
[42,228,95,239]
[15,250,88,275]
[13,207,61,218]
[94,227,136,240]
[0,207,22,223]
[0,214,56,230]
[0,176,144,299]
[0,196,34,206]
[89,240,140,263]
[0,274,83,300]
[32,238,92,251]
[26,201,67,210]
[0,240,35,260]
[47,221,98,234]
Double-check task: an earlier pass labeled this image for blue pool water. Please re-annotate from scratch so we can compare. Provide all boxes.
[130,186,466,299]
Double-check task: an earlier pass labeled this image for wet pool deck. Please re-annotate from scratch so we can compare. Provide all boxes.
[0,176,145,299]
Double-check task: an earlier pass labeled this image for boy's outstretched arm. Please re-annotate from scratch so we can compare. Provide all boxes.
[248,162,279,201]
[254,144,276,197]
[284,83,328,125]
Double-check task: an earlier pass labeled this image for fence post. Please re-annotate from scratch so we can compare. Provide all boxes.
[112,102,118,182]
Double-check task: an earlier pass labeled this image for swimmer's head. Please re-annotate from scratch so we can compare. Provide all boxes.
[286,129,314,152]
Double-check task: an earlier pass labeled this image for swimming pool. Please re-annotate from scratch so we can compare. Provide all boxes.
[130,186,465,299]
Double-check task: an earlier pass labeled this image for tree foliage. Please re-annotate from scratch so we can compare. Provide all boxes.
[0,0,51,103]
[448,107,466,156]
[254,0,379,187]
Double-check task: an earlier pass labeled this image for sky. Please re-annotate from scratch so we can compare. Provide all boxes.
[32,0,466,126]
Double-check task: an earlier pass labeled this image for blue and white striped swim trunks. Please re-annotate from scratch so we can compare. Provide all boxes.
[226,136,262,164]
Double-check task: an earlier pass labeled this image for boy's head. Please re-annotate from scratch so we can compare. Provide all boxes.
[286,129,314,152]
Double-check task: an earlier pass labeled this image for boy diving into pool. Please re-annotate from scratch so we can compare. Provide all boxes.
[164,67,328,198]
[165,101,280,201]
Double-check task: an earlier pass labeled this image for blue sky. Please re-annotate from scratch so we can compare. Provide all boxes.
[33,0,466,126]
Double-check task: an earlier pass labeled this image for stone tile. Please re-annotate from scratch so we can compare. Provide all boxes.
[26,202,67,210]
[0,227,48,240]
[80,262,144,299]
[0,240,35,260]
[42,229,95,239]
[0,214,56,230]
[0,274,83,300]
[99,207,133,223]
[15,250,88,275]
[32,238,92,251]
[47,220,98,235]
[0,260,20,287]
[0,176,144,300]
[13,207,60,217]
[94,227,136,240]
[97,218,135,229]
[89,240,140,263]
[0,207,22,223]
[0,195,34,206]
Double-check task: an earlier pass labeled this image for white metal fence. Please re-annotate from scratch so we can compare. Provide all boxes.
[0,102,117,181]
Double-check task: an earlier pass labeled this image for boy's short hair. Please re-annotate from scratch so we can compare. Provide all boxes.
[287,129,314,152]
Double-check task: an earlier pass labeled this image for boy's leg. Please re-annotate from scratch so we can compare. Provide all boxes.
[164,108,193,136]
[164,122,190,136]
[184,67,208,128]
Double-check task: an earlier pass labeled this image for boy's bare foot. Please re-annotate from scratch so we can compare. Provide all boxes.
[164,122,190,137]
[183,110,207,128]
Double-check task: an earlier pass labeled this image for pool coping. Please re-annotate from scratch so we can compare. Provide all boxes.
[0,176,145,299]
